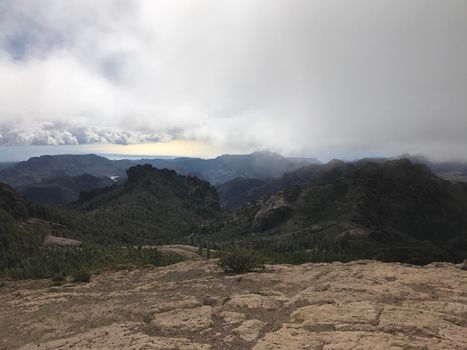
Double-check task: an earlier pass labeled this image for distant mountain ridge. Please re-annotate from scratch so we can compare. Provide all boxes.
[19,174,114,205]
[405,155,467,182]
[217,160,349,210]
[217,156,467,210]
[2,152,467,209]
[0,152,317,206]
[136,151,320,184]
[0,152,319,194]
[0,154,132,187]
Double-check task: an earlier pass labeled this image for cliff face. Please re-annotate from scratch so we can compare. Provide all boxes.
[1,257,466,349]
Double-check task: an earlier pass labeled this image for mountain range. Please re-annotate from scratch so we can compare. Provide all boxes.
[0,152,319,205]
[135,151,320,184]
[2,152,467,209]
[1,151,467,266]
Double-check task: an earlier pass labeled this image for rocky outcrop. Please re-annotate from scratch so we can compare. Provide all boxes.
[0,260,466,349]
[45,235,81,247]
[251,196,293,232]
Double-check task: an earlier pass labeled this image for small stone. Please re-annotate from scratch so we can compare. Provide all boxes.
[234,319,267,342]
[226,293,279,310]
[216,311,246,325]
[223,335,235,343]
[202,295,219,306]
[151,306,213,332]
[142,311,154,323]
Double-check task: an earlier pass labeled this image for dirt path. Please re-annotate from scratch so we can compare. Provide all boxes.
[0,260,466,349]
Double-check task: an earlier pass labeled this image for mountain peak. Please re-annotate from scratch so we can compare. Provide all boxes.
[126,164,178,185]
[75,164,221,243]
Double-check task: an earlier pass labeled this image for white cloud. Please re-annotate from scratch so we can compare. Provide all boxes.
[0,120,163,146]
[0,0,467,160]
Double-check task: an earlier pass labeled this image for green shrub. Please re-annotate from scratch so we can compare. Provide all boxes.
[218,248,266,273]
[72,270,91,283]
[51,273,66,282]
[50,273,67,285]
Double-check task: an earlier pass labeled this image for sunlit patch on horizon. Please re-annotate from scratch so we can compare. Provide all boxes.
[96,140,224,159]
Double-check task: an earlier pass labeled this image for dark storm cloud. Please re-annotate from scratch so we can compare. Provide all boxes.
[0,0,466,160]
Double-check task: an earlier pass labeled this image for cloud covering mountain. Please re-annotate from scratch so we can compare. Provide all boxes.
[0,0,466,159]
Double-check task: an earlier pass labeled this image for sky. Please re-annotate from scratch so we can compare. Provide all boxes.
[0,0,466,162]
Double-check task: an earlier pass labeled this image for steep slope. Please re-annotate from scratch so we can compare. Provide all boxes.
[0,183,51,279]
[0,181,189,280]
[138,151,319,184]
[0,154,133,187]
[219,160,467,263]
[19,174,114,205]
[0,162,17,171]
[73,164,222,244]
[217,177,279,210]
[0,182,36,219]
[407,155,467,182]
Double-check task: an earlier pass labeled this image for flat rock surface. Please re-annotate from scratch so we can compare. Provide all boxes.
[0,260,466,349]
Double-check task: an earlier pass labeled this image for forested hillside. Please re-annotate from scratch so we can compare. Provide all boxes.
[215,160,467,264]
[70,164,223,244]
[0,172,193,279]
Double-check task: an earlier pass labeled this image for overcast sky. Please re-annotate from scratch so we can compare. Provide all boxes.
[0,0,466,161]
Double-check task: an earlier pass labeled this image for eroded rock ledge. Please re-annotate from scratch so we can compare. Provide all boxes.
[0,260,466,349]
